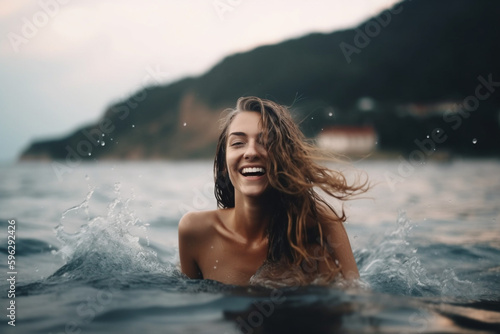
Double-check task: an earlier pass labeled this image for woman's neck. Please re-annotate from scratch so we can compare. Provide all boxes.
[231,194,271,244]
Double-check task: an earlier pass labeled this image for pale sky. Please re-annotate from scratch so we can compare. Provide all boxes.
[0,0,401,162]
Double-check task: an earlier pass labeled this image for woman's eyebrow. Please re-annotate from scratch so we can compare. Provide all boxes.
[228,132,247,137]
[228,131,264,138]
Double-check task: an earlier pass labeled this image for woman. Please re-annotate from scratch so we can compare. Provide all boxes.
[178,96,368,287]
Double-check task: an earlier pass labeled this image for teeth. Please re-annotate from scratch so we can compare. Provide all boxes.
[242,167,265,174]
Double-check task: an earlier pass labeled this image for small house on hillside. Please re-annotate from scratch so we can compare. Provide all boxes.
[316,126,377,155]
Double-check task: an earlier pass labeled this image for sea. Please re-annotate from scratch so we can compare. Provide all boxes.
[1,159,499,334]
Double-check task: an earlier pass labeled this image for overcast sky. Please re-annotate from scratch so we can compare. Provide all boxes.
[0,0,401,162]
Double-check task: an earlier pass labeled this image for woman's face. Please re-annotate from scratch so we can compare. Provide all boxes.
[225,111,269,200]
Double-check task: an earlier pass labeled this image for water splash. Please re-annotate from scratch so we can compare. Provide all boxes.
[52,189,178,283]
[357,211,475,299]
[60,188,94,221]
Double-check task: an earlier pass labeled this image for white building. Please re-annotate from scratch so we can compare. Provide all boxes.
[317,126,377,155]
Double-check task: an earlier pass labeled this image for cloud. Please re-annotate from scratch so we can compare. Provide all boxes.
[0,0,31,18]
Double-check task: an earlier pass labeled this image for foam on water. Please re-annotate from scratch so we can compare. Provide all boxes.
[357,211,476,299]
[52,185,179,283]
[48,190,477,302]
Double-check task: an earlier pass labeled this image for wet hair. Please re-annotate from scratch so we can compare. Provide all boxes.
[214,96,368,283]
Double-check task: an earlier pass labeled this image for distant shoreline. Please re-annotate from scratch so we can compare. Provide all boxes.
[14,150,500,164]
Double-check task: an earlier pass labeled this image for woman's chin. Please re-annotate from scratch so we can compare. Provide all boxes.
[238,185,271,199]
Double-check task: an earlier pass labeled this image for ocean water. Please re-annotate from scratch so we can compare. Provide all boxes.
[1,159,499,334]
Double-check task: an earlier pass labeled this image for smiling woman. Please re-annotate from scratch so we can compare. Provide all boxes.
[178,96,369,287]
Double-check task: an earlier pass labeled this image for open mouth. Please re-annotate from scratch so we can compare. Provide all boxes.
[240,167,266,177]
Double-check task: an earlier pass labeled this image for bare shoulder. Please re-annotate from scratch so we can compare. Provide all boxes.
[178,210,220,279]
[178,210,218,237]
[317,204,348,247]
[315,201,360,279]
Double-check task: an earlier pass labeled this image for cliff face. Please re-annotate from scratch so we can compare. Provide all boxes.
[19,0,500,161]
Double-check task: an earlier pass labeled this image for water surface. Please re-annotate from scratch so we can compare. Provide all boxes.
[1,159,499,333]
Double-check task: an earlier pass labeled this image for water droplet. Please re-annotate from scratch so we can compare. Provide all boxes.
[101,141,105,146]
[311,117,314,120]
[110,138,114,141]
[423,217,427,221]
[88,152,92,156]
[210,245,214,249]
[102,133,105,137]
[213,266,217,269]
[426,135,430,139]
[216,260,219,263]
[472,138,477,144]
[436,129,440,133]
[183,122,187,127]
[132,124,135,128]
[328,112,333,117]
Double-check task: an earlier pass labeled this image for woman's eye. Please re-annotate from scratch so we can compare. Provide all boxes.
[231,142,244,147]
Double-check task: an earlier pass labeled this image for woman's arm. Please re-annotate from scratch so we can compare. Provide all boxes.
[322,219,360,280]
[178,212,203,279]
[315,203,360,280]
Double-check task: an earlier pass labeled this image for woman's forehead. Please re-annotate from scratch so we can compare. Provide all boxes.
[228,111,262,134]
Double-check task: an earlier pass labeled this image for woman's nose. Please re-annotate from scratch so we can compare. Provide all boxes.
[244,141,258,159]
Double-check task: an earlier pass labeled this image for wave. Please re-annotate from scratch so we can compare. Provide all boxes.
[357,211,480,300]
[8,192,500,334]
[0,238,55,255]
[14,192,498,303]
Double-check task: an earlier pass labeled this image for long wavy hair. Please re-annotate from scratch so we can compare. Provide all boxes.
[214,96,368,283]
